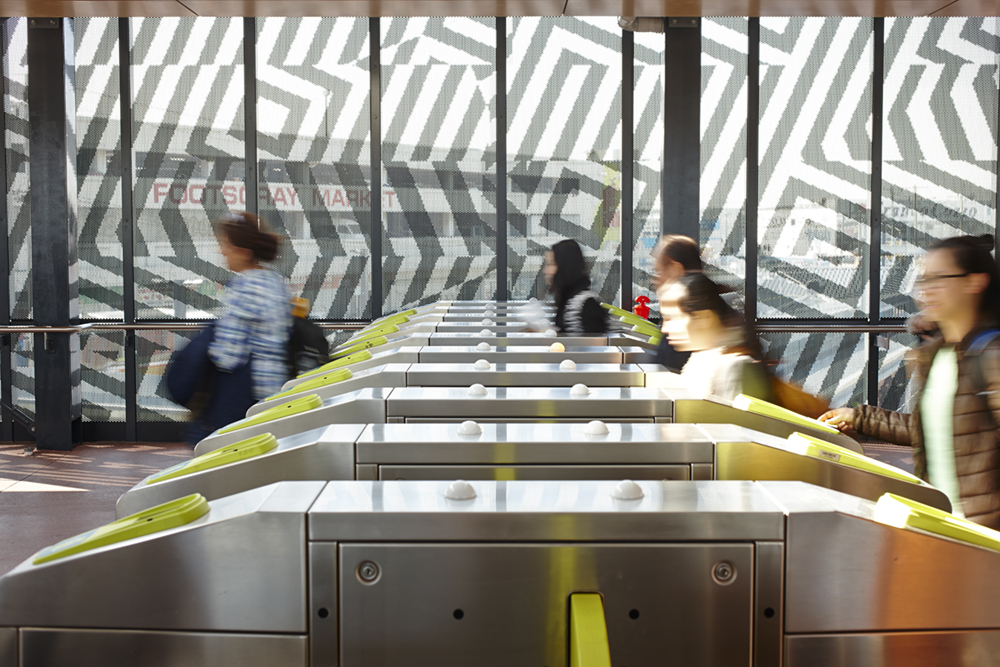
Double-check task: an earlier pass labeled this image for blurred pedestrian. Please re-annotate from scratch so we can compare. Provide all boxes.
[659,272,772,402]
[820,234,1000,526]
[210,211,292,399]
[544,239,609,334]
[650,235,704,370]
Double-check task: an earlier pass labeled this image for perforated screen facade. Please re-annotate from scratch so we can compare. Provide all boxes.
[0,17,998,429]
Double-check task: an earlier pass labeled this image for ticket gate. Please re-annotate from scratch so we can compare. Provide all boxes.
[4,480,998,667]
[254,362,652,416]
[196,384,862,456]
[116,422,948,518]
[279,346,645,395]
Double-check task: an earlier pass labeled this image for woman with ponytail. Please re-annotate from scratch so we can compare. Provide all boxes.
[820,234,1000,527]
[209,211,292,402]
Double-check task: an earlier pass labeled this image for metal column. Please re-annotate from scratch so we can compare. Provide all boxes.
[0,18,13,442]
[660,17,700,242]
[868,18,884,406]
[496,17,508,302]
[27,17,81,450]
[369,17,382,319]
[622,29,634,309]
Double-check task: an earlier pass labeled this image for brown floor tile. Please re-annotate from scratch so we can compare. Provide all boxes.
[0,442,192,576]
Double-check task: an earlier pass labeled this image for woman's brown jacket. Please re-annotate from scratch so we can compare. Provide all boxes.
[852,327,1000,528]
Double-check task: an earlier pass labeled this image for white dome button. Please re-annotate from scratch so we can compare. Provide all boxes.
[570,383,590,397]
[559,359,576,370]
[611,480,644,501]
[467,384,488,397]
[585,420,609,436]
[457,420,482,435]
[476,342,491,352]
[444,480,477,500]
[473,359,491,371]
[549,342,565,353]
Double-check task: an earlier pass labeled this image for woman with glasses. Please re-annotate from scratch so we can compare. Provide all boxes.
[820,234,1000,527]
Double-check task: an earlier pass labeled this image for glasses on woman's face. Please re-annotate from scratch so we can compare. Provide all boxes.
[914,273,969,290]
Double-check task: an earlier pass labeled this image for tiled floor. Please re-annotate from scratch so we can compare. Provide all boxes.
[0,441,191,576]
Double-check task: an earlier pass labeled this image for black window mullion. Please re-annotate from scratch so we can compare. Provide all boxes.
[0,18,11,442]
[119,18,137,440]
[622,29,634,310]
[746,18,759,326]
[244,18,258,217]
[369,17,382,319]
[496,17,507,302]
[869,18,885,407]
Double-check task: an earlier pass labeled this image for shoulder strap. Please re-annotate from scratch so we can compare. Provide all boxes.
[966,329,1000,394]
[563,290,599,333]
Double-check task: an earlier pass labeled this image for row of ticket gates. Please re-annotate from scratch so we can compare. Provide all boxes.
[2,300,1000,666]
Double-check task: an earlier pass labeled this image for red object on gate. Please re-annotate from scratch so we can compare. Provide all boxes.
[633,295,651,320]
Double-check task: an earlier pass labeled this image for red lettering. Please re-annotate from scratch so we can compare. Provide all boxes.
[287,188,297,206]
[347,190,358,206]
[239,186,246,205]
[384,190,395,207]
[312,188,325,206]
[361,190,370,208]
[189,184,204,203]
[223,185,237,205]
[154,183,168,204]
[170,185,187,204]
[273,188,287,205]
[332,189,346,206]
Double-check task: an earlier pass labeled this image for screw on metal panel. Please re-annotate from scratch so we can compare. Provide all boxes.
[358,560,380,583]
[713,561,735,584]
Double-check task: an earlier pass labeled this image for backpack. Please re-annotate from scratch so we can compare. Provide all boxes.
[287,317,330,378]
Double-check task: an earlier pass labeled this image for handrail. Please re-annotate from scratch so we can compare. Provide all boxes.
[756,324,908,334]
[0,322,906,335]
[0,322,368,333]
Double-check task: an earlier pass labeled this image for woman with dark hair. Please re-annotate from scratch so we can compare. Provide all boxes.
[209,211,292,402]
[659,272,772,402]
[544,239,609,334]
[821,234,1000,527]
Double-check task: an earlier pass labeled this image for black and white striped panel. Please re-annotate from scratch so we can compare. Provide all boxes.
[130,17,245,322]
[3,18,30,321]
[380,17,498,312]
[256,17,373,320]
[506,17,623,304]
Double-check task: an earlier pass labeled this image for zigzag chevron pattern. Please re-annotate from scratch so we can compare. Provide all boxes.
[506,18,623,303]
[3,19,33,418]
[380,17,498,312]
[257,17,373,320]
[5,17,1000,420]
[131,17,245,322]
[881,18,999,319]
[3,18,30,322]
[754,18,875,407]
